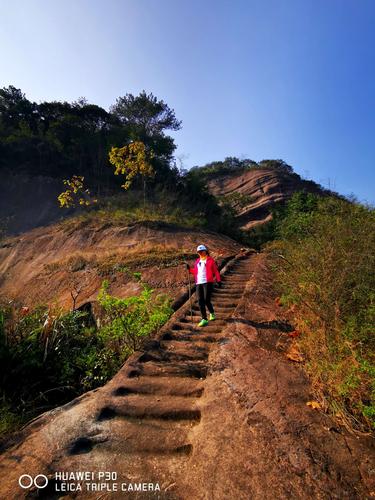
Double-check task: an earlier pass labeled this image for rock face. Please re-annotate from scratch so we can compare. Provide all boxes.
[0,251,373,499]
[207,168,323,229]
[0,219,242,309]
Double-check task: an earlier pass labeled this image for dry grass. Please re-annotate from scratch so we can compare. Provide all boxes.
[269,196,375,433]
[58,203,205,234]
[44,245,195,277]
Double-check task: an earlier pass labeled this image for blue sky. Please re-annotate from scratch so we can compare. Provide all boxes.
[1,0,374,203]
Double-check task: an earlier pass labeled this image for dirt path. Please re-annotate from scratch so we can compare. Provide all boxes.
[0,253,373,499]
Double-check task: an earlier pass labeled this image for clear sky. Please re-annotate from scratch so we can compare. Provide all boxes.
[1,0,374,203]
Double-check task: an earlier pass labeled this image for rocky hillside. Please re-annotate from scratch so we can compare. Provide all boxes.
[206,165,324,229]
[0,170,118,236]
[0,218,242,311]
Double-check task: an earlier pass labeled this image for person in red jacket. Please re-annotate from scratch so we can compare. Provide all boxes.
[186,244,221,327]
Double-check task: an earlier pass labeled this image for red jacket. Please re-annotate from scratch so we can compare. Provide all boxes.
[189,256,221,284]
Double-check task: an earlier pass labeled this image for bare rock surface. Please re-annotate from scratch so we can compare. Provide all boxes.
[207,168,323,229]
[0,220,241,309]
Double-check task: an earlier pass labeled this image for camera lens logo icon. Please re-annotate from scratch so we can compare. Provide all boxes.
[19,474,48,489]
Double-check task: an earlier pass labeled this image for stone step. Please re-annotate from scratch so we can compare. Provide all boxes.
[161,341,209,357]
[192,304,235,311]
[189,310,232,316]
[178,324,225,333]
[175,322,229,332]
[222,281,247,292]
[222,279,249,284]
[96,394,201,422]
[169,327,198,335]
[217,281,245,286]
[179,317,226,326]
[224,272,249,277]
[162,331,224,343]
[223,274,249,279]
[180,314,211,321]
[180,313,229,322]
[111,375,204,397]
[192,326,224,334]
[86,418,194,456]
[224,268,250,273]
[138,347,208,363]
[171,322,196,331]
[170,323,224,334]
[212,293,242,299]
[134,360,208,379]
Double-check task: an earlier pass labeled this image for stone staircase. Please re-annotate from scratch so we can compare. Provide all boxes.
[1,253,255,498]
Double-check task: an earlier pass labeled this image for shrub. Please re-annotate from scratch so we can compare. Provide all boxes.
[217,192,254,210]
[0,282,173,438]
[97,279,173,352]
[190,157,258,179]
[269,195,375,431]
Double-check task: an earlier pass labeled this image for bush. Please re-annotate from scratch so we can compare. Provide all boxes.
[97,279,173,353]
[191,157,295,180]
[269,195,375,431]
[217,192,254,211]
[190,157,258,180]
[0,282,173,438]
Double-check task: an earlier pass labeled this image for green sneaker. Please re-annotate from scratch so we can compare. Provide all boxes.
[198,319,209,327]
[209,313,215,321]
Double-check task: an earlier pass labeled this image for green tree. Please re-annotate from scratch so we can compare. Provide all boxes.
[110,91,181,167]
[108,141,154,207]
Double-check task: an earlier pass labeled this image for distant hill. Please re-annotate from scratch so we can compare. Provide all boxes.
[191,158,333,229]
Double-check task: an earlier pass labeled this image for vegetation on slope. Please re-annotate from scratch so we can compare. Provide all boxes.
[190,157,294,179]
[268,193,375,432]
[0,279,172,439]
[57,183,242,239]
[0,86,246,240]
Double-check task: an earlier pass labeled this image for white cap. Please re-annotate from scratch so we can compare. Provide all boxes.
[197,244,207,252]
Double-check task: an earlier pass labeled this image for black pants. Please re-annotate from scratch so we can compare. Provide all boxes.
[196,282,214,320]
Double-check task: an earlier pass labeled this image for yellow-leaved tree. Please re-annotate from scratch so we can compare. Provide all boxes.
[108,141,154,208]
[58,175,97,208]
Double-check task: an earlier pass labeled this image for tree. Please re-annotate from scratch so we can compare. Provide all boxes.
[97,279,173,352]
[110,91,181,135]
[108,141,154,207]
[110,91,181,163]
[0,86,182,215]
[58,175,97,208]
